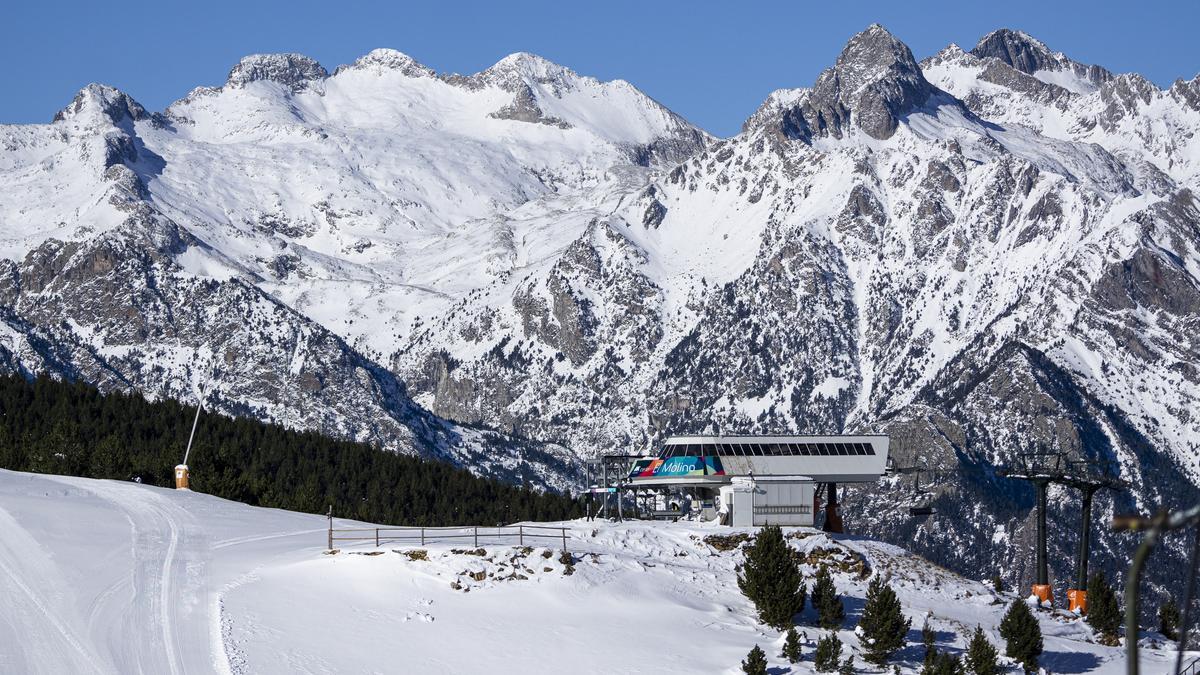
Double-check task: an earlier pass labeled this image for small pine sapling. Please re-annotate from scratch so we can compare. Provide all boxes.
[812,565,846,630]
[858,576,911,665]
[814,633,842,673]
[782,627,803,664]
[999,599,1043,674]
[741,644,767,675]
[965,625,999,675]
[1085,572,1121,645]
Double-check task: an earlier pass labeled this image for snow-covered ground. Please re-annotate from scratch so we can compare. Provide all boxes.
[0,469,1189,673]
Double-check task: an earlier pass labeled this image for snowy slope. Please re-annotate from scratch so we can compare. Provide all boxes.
[0,469,1188,674]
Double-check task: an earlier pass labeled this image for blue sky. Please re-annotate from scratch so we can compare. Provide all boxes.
[4,0,1197,137]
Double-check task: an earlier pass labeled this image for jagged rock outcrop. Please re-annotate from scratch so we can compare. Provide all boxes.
[226,53,329,91]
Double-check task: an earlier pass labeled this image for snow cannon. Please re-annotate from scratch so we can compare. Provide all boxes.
[174,464,190,490]
[1066,588,1087,614]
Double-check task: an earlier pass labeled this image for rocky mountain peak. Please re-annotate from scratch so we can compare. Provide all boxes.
[971,29,1055,74]
[226,53,329,92]
[477,52,578,94]
[52,83,148,126]
[970,29,1112,91]
[338,48,435,78]
[799,24,934,140]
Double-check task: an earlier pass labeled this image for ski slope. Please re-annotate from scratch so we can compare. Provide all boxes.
[0,469,1188,673]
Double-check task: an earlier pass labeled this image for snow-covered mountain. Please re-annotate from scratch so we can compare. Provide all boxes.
[1,27,1198,607]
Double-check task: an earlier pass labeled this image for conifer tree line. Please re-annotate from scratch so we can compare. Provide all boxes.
[736,525,1013,674]
[0,374,582,525]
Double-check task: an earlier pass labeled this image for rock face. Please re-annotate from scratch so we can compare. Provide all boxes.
[1,29,1199,611]
[226,53,330,91]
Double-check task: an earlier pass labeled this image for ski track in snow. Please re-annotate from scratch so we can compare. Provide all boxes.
[0,506,105,673]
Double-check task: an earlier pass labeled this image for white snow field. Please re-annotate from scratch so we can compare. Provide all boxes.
[0,469,1188,674]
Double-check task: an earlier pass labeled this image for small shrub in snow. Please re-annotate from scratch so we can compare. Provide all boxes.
[1160,598,1181,641]
[736,525,807,629]
[813,633,842,672]
[964,625,999,675]
[858,576,910,665]
[812,565,845,630]
[782,627,802,663]
[401,549,428,561]
[741,644,767,675]
[999,599,1042,673]
[837,654,856,675]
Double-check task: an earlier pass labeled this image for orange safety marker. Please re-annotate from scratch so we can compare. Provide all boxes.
[1031,584,1053,604]
[1067,589,1087,614]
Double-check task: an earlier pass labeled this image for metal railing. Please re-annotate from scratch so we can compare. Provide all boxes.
[326,520,570,552]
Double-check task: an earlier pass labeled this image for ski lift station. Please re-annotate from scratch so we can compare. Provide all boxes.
[587,435,890,531]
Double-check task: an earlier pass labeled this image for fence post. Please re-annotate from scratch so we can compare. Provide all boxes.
[326,505,333,551]
[474,526,478,547]
[420,527,425,546]
[519,525,523,546]
[375,528,379,548]
[562,527,567,551]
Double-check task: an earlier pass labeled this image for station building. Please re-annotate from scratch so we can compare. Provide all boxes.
[623,435,890,530]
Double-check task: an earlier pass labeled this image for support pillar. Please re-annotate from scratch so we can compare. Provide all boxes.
[822,482,843,534]
[1068,486,1097,613]
[1031,479,1053,604]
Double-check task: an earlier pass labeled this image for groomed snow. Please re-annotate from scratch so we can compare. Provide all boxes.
[0,469,1189,673]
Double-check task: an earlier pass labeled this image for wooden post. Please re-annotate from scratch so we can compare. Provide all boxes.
[375,528,379,548]
[474,526,478,548]
[420,528,425,546]
[561,528,567,551]
[326,505,333,551]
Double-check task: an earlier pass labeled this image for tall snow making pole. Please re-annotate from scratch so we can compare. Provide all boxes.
[1032,479,1052,603]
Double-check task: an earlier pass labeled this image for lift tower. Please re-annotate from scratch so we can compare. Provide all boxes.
[1001,451,1126,610]
[1057,459,1126,613]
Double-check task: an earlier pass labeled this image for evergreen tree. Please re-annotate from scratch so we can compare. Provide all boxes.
[814,633,842,673]
[858,576,911,665]
[922,619,937,664]
[812,565,846,629]
[1160,599,1181,641]
[992,575,1003,594]
[837,655,856,675]
[736,525,807,629]
[921,648,963,675]
[1085,572,1121,645]
[999,599,1043,673]
[741,644,767,675]
[964,625,999,675]
[782,627,802,664]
